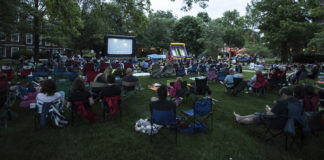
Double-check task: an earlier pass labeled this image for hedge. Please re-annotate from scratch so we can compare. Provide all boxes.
[293,53,324,63]
[12,49,34,59]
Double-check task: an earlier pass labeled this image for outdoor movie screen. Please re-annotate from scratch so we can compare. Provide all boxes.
[105,35,135,57]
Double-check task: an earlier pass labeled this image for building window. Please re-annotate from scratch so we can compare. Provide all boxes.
[0,47,6,57]
[11,33,19,42]
[11,47,19,57]
[26,33,33,44]
[0,32,5,41]
[45,41,50,46]
[27,48,33,52]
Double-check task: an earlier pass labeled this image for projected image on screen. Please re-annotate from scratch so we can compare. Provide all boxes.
[107,38,133,55]
[171,46,187,57]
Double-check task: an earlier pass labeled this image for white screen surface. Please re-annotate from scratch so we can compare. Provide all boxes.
[107,38,133,55]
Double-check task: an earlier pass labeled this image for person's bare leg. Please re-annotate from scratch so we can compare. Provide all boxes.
[233,112,257,125]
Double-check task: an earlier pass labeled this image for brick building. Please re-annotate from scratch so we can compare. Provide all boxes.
[0,32,65,58]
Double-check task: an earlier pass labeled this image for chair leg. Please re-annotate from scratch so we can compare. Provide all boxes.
[175,124,177,144]
[120,106,122,122]
[71,111,74,126]
[4,119,7,129]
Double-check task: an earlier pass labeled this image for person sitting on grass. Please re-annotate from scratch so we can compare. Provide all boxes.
[150,84,176,111]
[233,87,298,126]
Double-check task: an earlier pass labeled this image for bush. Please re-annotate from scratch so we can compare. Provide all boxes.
[293,53,324,63]
[245,43,272,58]
[12,49,34,59]
[83,50,95,58]
[38,51,48,59]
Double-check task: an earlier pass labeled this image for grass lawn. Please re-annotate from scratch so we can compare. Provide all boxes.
[1,72,324,160]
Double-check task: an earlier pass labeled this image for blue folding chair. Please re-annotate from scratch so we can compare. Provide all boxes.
[182,98,213,133]
[150,106,177,144]
[217,71,226,81]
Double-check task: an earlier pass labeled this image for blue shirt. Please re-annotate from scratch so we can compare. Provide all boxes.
[224,74,242,88]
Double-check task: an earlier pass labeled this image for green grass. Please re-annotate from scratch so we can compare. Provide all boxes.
[1,73,324,160]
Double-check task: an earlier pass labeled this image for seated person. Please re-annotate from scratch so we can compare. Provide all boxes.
[303,85,319,112]
[94,68,112,83]
[100,75,121,98]
[67,78,97,122]
[224,69,243,89]
[170,77,182,97]
[233,87,298,126]
[248,70,269,91]
[150,85,176,111]
[122,68,140,91]
[36,79,67,127]
[67,78,94,109]
[151,62,163,78]
[36,79,64,107]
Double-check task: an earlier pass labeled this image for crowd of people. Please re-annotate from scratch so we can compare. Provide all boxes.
[0,53,324,138]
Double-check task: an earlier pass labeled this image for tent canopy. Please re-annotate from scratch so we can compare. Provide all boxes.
[147,54,166,59]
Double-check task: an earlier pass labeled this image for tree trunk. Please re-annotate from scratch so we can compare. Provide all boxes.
[280,42,288,63]
[33,0,40,62]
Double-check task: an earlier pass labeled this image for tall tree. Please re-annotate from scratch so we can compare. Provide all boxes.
[139,11,176,50]
[173,16,203,55]
[219,10,246,48]
[247,0,322,62]
[0,0,20,33]
[20,0,83,60]
[201,19,224,55]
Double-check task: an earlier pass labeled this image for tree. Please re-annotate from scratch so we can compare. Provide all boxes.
[201,19,224,55]
[247,0,322,62]
[139,11,176,50]
[307,30,324,54]
[197,12,210,23]
[74,0,150,54]
[19,0,83,60]
[245,42,272,58]
[173,16,203,55]
[0,0,20,33]
[219,10,246,48]
[171,0,209,11]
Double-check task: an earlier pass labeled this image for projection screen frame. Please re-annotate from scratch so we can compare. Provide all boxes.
[105,34,136,57]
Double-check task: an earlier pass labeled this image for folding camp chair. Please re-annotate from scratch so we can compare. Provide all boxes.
[181,98,213,133]
[191,78,211,95]
[217,71,226,81]
[89,82,107,101]
[70,99,98,125]
[121,81,138,100]
[263,101,308,150]
[225,77,242,94]
[55,74,72,99]
[150,106,177,144]
[101,96,122,121]
[34,98,66,129]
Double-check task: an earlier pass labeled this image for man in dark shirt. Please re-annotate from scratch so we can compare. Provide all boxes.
[233,87,300,126]
[150,85,176,111]
[122,68,140,91]
[100,75,121,98]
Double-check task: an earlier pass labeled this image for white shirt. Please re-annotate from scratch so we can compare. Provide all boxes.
[36,92,61,103]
